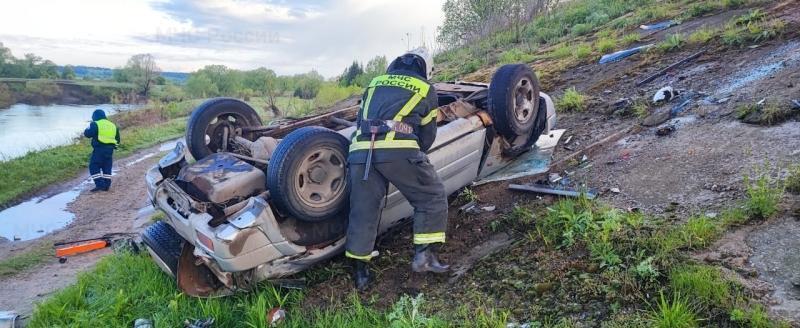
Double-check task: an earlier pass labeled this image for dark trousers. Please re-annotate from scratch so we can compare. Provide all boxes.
[345,154,448,260]
[89,147,114,190]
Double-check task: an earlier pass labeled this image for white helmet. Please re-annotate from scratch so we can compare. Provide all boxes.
[407,47,434,79]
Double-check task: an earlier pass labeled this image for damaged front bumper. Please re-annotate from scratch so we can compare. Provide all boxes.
[142,147,344,297]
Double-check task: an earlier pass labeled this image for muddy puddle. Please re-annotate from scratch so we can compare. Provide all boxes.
[0,139,178,242]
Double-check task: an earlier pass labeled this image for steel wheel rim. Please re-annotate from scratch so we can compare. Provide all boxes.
[512,77,535,124]
[294,145,346,209]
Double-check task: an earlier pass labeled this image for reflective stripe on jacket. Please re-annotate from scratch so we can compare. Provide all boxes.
[349,74,437,154]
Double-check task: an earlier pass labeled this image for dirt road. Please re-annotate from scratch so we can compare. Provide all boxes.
[0,144,166,317]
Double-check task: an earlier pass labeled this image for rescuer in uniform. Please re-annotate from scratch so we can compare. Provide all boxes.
[83,109,120,192]
[346,48,449,290]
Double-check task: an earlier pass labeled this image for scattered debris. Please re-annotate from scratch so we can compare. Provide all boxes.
[607,97,634,115]
[549,173,563,183]
[481,205,497,212]
[509,184,597,199]
[449,233,514,284]
[670,99,692,116]
[134,318,154,328]
[610,188,621,194]
[640,20,677,31]
[656,125,676,136]
[637,50,706,86]
[599,44,654,64]
[756,98,767,106]
[13,236,20,241]
[268,279,306,290]
[184,318,214,328]
[653,86,677,104]
[58,257,67,264]
[458,201,478,214]
[268,307,286,327]
[792,99,800,109]
[0,311,19,328]
[55,233,138,257]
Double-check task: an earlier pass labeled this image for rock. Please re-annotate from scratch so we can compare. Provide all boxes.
[642,108,671,126]
[607,97,633,115]
[134,318,154,328]
[610,188,621,193]
[481,206,496,212]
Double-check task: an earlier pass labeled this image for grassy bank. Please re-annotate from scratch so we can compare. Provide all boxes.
[0,116,186,208]
[0,88,361,209]
[27,171,792,327]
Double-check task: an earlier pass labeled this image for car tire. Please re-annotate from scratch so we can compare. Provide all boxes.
[267,127,350,222]
[141,220,183,274]
[186,98,262,160]
[488,64,541,139]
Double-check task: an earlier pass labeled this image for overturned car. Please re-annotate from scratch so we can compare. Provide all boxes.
[142,64,557,297]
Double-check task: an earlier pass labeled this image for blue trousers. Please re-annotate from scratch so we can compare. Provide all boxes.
[89,147,114,190]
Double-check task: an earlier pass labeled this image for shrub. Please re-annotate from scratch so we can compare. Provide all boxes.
[571,23,593,36]
[557,87,586,112]
[596,38,617,54]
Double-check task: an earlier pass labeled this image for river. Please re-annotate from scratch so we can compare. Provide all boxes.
[0,103,141,161]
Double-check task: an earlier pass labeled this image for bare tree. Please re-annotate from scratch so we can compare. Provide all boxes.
[126,54,161,97]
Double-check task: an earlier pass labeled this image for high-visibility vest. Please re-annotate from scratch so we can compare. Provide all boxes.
[349,74,438,152]
[95,119,118,145]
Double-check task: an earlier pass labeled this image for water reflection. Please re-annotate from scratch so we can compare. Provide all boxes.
[0,103,140,161]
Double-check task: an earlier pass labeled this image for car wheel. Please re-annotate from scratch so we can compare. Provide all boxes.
[186,98,263,160]
[488,64,541,139]
[267,127,350,222]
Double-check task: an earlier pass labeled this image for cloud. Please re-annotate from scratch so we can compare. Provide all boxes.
[0,0,445,77]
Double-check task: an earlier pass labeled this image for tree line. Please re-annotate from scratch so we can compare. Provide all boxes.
[0,42,74,79]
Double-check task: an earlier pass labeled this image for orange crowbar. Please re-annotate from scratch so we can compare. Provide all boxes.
[55,239,109,257]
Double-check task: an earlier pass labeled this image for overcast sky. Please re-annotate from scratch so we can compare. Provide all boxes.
[0,0,445,77]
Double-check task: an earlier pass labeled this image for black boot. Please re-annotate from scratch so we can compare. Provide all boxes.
[412,244,450,273]
[89,186,103,192]
[352,260,372,291]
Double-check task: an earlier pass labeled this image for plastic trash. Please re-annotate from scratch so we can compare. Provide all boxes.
[640,20,676,31]
[653,86,676,103]
[599,44,654,64]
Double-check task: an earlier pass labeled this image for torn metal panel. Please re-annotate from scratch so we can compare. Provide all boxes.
[509,184,597,199]
[475,129,565,185]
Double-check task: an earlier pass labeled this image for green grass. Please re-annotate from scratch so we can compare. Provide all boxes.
[573,43,593,60]
[595,38,618,54]
[658,34,685,52]
[0,242,51,277]
[29,251,502,327]
[669,265,733,309]
[621,33,642,46]
[744,173,783,219]
[556,87,587,112]
[0,118,186,208]
[722,12,786,47]
[647,293,700,328]
[499,48,536,64]
[785,165,800,194]
[688,27,717,44]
